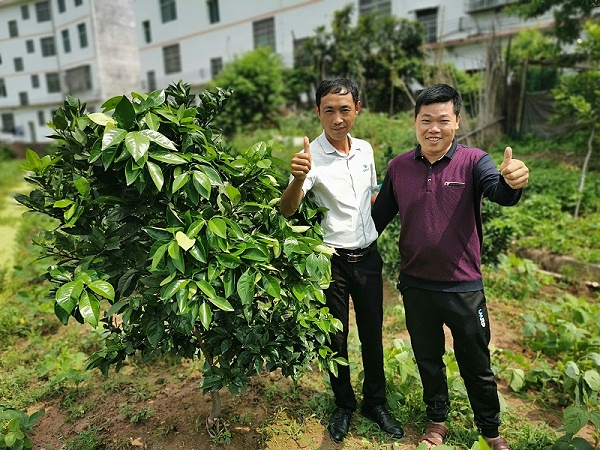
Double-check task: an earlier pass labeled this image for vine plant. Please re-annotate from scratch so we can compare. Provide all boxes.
[15,81,343,434]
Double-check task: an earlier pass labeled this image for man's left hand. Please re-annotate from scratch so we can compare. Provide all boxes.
[500,147,529,189]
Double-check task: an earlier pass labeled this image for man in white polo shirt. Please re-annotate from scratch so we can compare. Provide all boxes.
[280,78,404,443]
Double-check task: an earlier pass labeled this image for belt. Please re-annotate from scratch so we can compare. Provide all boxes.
[334,241,376,263]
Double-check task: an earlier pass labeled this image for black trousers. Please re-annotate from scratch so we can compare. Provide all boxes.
[400,285,501,438]
[325,248,386,411]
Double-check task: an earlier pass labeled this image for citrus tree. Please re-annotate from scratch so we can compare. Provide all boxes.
[15,81,343,433]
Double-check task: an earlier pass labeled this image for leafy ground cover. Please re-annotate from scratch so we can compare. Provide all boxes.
[1,121,598,449]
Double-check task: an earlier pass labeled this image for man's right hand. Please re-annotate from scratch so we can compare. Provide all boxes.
[290,136,311,181]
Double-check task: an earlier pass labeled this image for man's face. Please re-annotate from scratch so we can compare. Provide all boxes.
[414,101,460,158]
[316,90,361,144]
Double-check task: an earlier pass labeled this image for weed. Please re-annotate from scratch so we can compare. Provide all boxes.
[64,426,104,450]
[119,403,154,424]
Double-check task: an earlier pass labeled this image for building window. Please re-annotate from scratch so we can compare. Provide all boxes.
[21,4,30,19]
[416,7,438,43]
[75,0,83,6]
[26,39,35,53]
[1,113,15,134]
[46,72,61,93]
[65,65,92,91]
[77,23,88,48]
[40,36,56,56]
[163,44,181,74]
[160,0,177,23]
[358,0,391,16]
[35,1,51,22]
[147,71,156,91]
[32,74,40,88]
[142,20,152,43]
[14,57,24,72]
[9,20,18,38]
[253,17,275,51]
[19,92,29,106]
[210,57,222,78]
[58,0,66,13]
[0,79,6,97]
[207,0,220,24]
[61,29,71,53]
[38,111,46,126]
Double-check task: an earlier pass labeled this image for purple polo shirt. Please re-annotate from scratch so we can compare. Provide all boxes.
[372,140,522,292]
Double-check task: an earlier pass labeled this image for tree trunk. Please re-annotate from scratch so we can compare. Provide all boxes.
[574,127,595,218]
[193,327,228,437]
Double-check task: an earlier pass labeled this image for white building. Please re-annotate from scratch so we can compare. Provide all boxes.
[0,0,557,144]
[0,0,140,144]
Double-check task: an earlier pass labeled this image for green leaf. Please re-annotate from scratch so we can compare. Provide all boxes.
[208,295,234,312]
[145,317,164,347]
[584,369,599,391]
[176,231,196,251]
[222,182,241,205]
[147,161,164,191]
[151,243,169,270]
[144,89,166,108]
[207,217,227,238]
[125,131,150,162]
[561,406,590,435]
[198,302,212,330]
[149,151,187,165]
[167,240,185,273]
[172,172,190,194]
[509,368,525,392]
[144,111,161,131]
[125,159,142,185]
[88,112,116,126]
[237,269,255,306]
[56,280,83,314]
[88,280,115,301]
[199,164,223,185]
[141,129,177,150]
[113,95,136,129]
[564,361,580,379]
[101,128,127,150]
[192,170,212,199]
[53,199,74,208]
[79,291,100,328]
[74,176,91,197]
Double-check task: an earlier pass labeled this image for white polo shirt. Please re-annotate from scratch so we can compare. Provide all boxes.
[299,131,379,250]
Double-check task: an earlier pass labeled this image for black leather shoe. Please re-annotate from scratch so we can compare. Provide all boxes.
[361,405,404,439]
[327,407,353,443]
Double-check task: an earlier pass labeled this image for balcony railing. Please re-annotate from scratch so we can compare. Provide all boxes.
[465,0,517,13]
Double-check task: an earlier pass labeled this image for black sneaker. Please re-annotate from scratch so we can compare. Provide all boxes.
[327,407,353,443]
[361,405,404,439]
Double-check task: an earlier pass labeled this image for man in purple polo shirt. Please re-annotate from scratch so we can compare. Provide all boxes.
[372,84,529,450]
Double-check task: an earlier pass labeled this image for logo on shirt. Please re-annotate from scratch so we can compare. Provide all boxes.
[363,164,369,172]
[478,308,486,328]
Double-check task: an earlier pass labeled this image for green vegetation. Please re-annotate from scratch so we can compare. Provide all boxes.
[1,102,598,447]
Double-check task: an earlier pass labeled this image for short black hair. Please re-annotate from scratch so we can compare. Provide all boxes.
[415,84,462,117]
[315,78,359,107]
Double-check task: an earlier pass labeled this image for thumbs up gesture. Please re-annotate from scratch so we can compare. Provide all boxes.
[290,136,312,181]
[500,146,529,189]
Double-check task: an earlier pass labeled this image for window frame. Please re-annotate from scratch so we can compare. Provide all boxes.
[163,43,181,74]
[160,0,177,23]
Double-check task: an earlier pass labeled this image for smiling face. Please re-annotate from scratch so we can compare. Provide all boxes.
[316,90,361,152]
[414,101,460,162]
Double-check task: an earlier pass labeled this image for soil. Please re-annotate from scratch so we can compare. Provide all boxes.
[27,281,596,450]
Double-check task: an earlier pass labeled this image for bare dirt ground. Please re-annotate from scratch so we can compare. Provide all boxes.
[28,281,594,450]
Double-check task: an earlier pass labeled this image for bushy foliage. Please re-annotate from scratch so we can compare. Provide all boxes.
[15,81,343,395]
[207,47,286,136]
